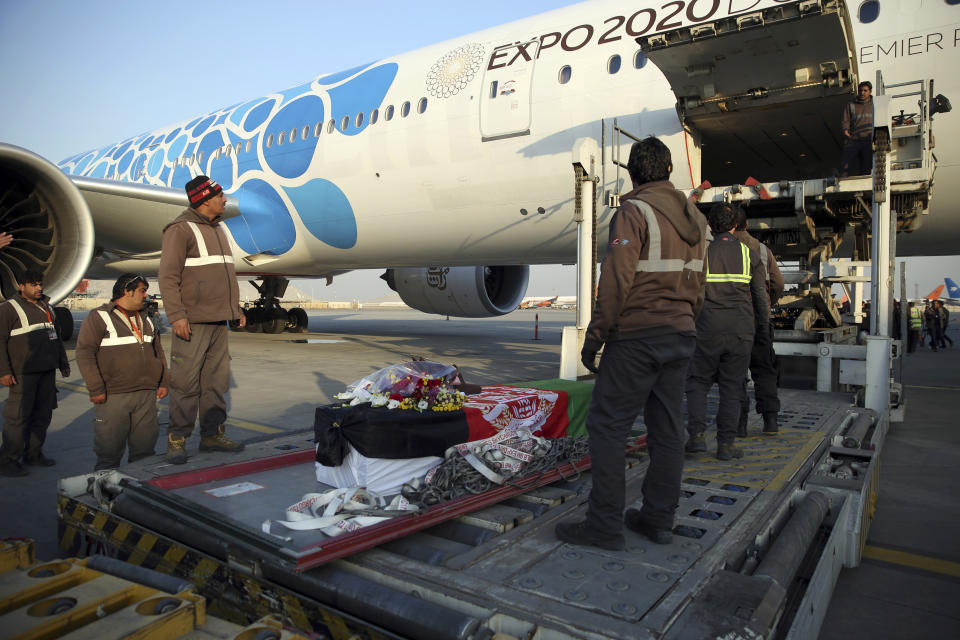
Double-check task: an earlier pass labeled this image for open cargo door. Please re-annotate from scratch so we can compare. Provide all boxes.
[639,0,857,184]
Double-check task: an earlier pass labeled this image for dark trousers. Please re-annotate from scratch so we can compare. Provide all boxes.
[168,323,231,439]
[841,137,872,176]
[908,329,921,353]
[0,370,57,462]
[929,323,943,350]
[741,329,780,420]
[686,334,752,445]
[93,390,159,470]
[584,334,696,534]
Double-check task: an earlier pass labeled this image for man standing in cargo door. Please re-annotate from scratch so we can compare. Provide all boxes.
[158,175,246,464]
[840,81,874,177]
[555,137,708,549]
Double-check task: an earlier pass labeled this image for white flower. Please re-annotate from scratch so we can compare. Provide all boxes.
[371,395,388,407]
[335,392,353,400]
[387,399,400,409]
[417,400,429,411]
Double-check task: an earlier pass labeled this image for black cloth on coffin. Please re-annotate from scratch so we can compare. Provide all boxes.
[314,404,469,465]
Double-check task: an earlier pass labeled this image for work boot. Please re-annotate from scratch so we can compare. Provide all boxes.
[716,442,744,461]
[763,412,780,434]
[624,508,673,545]
[199,425,245,453]
[166,435,188,465]
[685,432,707,453]
[555,520,625,551]
[22,453,56,467]
[0,459,28,477]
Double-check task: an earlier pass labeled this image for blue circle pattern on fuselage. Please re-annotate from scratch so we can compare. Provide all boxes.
[58,62,399,256]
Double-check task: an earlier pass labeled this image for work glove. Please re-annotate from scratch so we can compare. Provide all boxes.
[581,336,603,374]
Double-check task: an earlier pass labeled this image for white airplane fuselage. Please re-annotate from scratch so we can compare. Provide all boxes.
[55,0,960,282]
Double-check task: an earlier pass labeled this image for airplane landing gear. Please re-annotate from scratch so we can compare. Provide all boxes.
[239,276,310,334]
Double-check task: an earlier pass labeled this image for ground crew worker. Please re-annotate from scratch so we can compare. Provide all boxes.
[76,275,169,470]
[907,302,923,353]
[923,301,940,351]
[841,81,874,177]
[936,300,952,348]
[0,268,70,477]
[685,203,769,460]
[555,137,707,549]
[158,175,246,464]
[732,207,784,435]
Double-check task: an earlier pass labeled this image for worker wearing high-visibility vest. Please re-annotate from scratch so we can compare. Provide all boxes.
[75,275,169,471]
[555,137,708,550]
[685,203,770,461]
[733,207,784,435]
[0,267,70,477]
[158,176,247,464]
[908,302,923,353]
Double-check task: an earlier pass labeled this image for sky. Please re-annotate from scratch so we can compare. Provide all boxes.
[0,0,956,301]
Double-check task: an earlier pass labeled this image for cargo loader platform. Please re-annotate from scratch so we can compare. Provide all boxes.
[56,387,882,640]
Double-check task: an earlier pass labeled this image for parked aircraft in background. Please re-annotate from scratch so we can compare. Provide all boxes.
[0,0,957,333]
[945,278,960,301]
[926,284,945,300]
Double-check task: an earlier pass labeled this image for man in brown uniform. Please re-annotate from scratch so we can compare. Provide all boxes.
[732,207,785,434]
[76,275,169,470]
[158,176,246,464]
[555,137,707,549]
[0,268,70,477]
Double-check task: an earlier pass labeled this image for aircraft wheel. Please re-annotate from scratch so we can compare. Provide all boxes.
[244,308,263,333]
[287,307,309,333]
[262,309,288,334]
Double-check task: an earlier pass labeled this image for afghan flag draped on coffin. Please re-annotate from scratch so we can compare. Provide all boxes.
[314,381,591,465]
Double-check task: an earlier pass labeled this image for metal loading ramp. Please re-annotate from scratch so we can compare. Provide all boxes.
[56,388,882,639]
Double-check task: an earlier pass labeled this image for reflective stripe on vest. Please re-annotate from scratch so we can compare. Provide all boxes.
[909,308,922,329]
[97,310,154,347]
[184,221,235,267]
[759,243,771,282]
[8,300,55,337]
[627,199,705,273]
[706,242,751,284]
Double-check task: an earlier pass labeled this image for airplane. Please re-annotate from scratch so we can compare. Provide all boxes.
[946,277,960,301]
[925,284,945,300]
[937,278,960,304]
[0,0,957,335]
[520,296,560,309]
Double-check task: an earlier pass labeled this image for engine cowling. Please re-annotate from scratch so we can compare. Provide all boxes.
[382,266,529,317]
[0,144,95,304]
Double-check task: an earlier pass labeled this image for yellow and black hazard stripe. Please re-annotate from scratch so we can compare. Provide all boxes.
[57,495,392,639]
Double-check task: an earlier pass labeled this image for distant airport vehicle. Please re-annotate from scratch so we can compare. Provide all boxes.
[0,0,956,332]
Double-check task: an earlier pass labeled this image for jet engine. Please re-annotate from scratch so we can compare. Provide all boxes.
[0,144,95,304]
[382,265,529,317]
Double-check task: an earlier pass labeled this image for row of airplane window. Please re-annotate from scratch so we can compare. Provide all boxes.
[134,52,651,177]
[165,97,431,169]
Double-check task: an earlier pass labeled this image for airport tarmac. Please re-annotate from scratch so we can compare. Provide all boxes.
[1,307,958,638]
